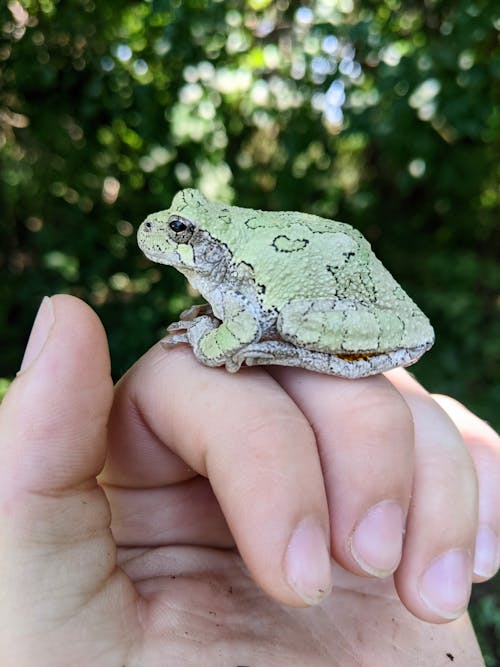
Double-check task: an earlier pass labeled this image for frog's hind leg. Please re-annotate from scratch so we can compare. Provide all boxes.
[232,340,427,378]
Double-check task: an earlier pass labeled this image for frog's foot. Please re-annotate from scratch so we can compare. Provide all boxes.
[166,310,219,335]
[162,332,190,346]
[226,346,277,372]
[163,314,220,348]
[179,303,214,321]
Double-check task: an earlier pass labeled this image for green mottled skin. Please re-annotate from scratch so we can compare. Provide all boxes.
[137,189,434,378]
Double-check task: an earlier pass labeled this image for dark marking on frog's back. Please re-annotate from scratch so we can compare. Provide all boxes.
[271,235,309,253]
[244,216,264,229]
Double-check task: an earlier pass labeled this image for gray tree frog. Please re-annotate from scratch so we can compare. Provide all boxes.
[137,189,434,378]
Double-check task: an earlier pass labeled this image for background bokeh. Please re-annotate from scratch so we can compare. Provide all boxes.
[1,0,499,660]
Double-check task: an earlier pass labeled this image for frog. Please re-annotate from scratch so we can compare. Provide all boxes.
[137,188,434,379]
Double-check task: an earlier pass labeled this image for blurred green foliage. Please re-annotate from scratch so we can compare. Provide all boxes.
[0,0,499,658]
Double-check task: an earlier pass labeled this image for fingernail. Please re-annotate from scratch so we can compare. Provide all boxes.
[350,501,404,576]
[18,297,54,374]
[473,524,499,578]
[285,517,332,605]
[419,549,472,619]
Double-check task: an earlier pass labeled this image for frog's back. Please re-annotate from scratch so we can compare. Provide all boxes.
[222,205,433,355]
[220,205,372,310]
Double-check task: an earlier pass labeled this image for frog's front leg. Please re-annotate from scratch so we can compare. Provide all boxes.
[164,293,261,371]
[179,303,213,322]
[166,303,214,336]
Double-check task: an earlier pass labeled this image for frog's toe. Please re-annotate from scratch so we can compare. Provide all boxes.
[179,303,213,321]
[167,320,191,333]
[225,358,243,373]
[167,312,220,334]
[244,354,276,367]
[161,332,190,347]
[230,345,276,370]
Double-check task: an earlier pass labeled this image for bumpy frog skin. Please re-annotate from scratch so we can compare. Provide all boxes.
[137,189,434,379]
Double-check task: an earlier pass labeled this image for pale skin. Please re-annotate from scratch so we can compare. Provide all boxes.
[0,295,499,666]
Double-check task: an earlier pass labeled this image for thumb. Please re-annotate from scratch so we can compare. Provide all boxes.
[0,295,113,491]
[0,295,118,660]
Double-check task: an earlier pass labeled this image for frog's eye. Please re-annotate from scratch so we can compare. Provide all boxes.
[167,215,195,243]
[169,218,188,233]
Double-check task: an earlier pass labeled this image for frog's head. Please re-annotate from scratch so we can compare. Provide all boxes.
[137,189,212,271]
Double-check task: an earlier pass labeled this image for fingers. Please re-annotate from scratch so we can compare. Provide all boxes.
[272,365,482,624]
[103,335,493,621]
[387,370,478,623]
[268,368,414,578]
[102,344,332,607]
[432,394,500,581]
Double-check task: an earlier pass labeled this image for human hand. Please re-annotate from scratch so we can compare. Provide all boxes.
[0,295,496,666]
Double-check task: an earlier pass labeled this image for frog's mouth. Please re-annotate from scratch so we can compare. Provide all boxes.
[139,248,175,264]
[137,231,178,264]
